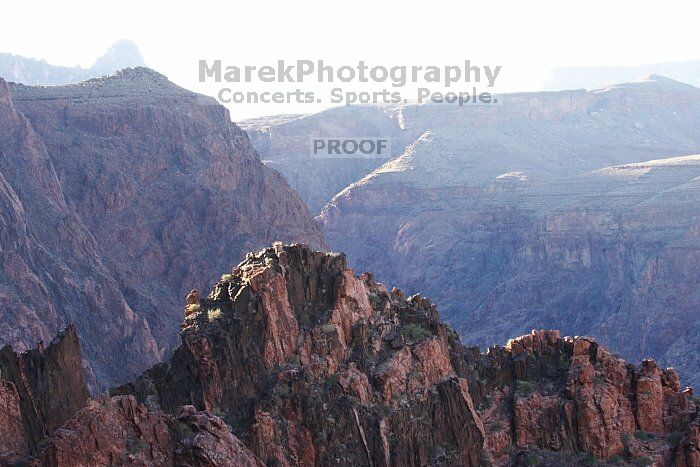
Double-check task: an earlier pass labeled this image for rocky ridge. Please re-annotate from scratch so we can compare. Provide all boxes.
[242,75,700,213]
[0,244,697,465]
[0,326,88,461]
[104,244,697,466]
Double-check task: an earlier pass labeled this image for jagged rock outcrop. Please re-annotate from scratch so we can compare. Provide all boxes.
[0,245,696,465]
[0,326,89,463]
[0,69,325,387]
[106,244,698,466]
[472,330,699,465]
[319,133,700,390]
[113,244,490,465]
[36,396,262,467]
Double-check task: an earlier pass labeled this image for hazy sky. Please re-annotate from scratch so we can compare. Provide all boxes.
[2,0,699,119]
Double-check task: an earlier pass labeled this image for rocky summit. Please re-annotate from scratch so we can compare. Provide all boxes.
[0,40,147,86]
[0,69,325,389]
[0,244,694,466]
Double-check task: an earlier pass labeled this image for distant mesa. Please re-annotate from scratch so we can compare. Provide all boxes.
[0,39,147,85]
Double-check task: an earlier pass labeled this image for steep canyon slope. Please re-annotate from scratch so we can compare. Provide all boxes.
[0,68,325,387]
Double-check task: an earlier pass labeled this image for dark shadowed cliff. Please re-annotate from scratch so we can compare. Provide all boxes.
[0,69,326,387]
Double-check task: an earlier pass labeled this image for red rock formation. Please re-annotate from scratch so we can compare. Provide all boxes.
[477,330,699,465]
[111,245,698,466]
[1,245,696,466]
[0,326,89,454]
[113,244,488,465]
[0,380,27,465]
[676,418,700,467]
[37,396,262,467]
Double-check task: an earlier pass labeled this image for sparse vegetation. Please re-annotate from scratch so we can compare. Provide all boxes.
[635,430,653,441]
[526,451,541,465]
[621,432,632,447]
[501,444,517,456]
[175,421,193,436]
[286,354,300,365]
[367,292,382,310]
[634,456,654,466]
[325,373,340,388]
[36,438,51,452]
[207,308,223,321]
[126,438,147,455]
[398,310,412,322]
[478,448,493,464]
[515,380,536,397]
[478,394,492,411]
[221,273,233,282]
[401,323,432,342]
[490,420,506,430]
[447,327,459,340]
[666,431,683,446]
[185,303,201,314]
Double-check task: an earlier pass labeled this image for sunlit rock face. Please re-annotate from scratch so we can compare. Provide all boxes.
[248,77,700,387]
[0,244,696,466]
[110,244,699,466]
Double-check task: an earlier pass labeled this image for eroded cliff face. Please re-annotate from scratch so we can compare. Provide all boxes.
[0,379,27,464]
[105,244,698,466]
[320,141,700,388]
[0,76,161,388]
[0,69,326,387]
[0,325,262,467]
[0,244,696,465]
